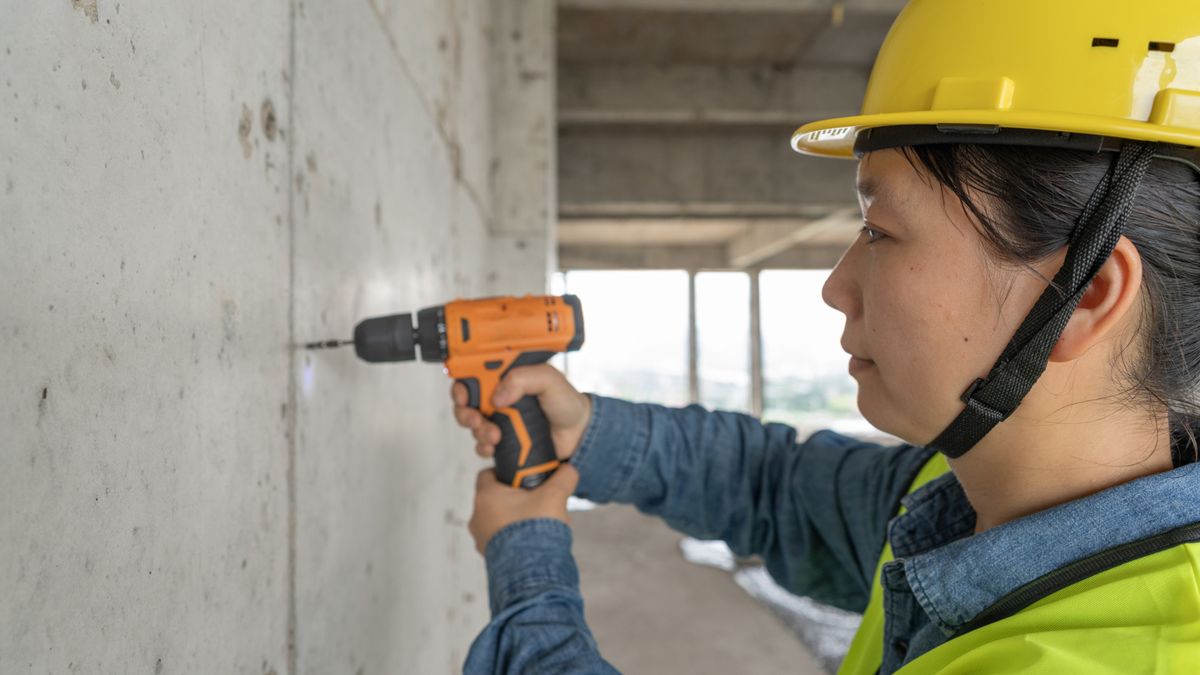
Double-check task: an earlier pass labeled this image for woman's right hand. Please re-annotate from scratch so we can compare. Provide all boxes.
[451,364,593,462]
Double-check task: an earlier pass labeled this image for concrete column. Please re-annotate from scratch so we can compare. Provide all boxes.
[489,0,557,294]
[750,269,765,418]
[688,270,700,405]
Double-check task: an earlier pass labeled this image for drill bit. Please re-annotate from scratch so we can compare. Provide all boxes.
[303,339,354,350]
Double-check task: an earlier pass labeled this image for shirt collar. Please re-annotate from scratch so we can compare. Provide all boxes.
[889,461,1200,635]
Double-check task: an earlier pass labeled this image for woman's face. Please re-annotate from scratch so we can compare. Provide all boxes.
[822,149,1053,445]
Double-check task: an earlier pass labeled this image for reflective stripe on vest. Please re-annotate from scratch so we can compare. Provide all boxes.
[840,455,1200,674]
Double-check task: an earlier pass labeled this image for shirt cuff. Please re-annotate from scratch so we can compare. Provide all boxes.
[569,394,651,504]
[484,518,579,617]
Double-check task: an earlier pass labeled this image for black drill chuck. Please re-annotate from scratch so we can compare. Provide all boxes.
[351,307,448,363]
[353,314,417,362]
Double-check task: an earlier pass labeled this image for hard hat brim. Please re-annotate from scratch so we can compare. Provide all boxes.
[792,110,1200,159]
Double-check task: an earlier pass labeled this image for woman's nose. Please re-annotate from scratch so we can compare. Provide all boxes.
[822,241,861,318]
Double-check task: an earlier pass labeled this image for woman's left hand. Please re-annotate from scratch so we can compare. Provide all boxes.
[469,463,581,555]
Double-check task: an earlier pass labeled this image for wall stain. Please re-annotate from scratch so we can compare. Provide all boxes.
[222,300,237,342]
[261,99,277,142]
[109,72,121,90]
[71,0,98,23]
[237,103,253,158]
[218,300,237,364]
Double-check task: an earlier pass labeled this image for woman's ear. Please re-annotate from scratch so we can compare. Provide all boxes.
[1049,235,1144,363]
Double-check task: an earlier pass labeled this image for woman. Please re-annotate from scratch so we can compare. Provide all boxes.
[452,1,1200,672]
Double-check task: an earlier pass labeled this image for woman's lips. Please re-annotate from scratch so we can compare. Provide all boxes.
[848,356,875,374]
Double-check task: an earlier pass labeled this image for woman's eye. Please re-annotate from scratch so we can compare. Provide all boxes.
[860,224,887,244]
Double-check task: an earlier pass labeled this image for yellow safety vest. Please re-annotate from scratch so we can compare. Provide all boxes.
[840,455,1200,674]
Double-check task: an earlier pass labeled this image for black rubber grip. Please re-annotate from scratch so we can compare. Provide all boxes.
[491,395,557,489]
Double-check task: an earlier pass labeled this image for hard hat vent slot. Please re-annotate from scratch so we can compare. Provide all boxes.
[1091,37,1120,48]
[1149,41,1176,53]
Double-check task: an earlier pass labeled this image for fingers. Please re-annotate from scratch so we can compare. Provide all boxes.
[470,420,500,458]
[450,389,501,456]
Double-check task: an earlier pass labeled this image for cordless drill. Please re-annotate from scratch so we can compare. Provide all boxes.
[306,295,585,489]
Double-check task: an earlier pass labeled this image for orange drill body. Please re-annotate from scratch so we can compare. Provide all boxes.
[313,294,584,489]
[442,295,584,488]
[443,295,582,416]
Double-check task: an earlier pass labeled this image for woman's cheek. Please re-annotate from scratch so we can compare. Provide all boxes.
[868,264,979,438]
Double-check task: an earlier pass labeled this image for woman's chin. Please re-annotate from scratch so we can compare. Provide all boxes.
[855,391,917,443]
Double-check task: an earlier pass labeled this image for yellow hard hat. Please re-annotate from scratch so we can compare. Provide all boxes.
[792,0,1200,158]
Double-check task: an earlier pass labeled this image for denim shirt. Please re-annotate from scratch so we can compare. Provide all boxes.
[463,395,1200,674]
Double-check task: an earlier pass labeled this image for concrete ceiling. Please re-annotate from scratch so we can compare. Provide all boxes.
[556,0,905,270]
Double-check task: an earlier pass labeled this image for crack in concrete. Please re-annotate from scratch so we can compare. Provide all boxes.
[364,0,492,229]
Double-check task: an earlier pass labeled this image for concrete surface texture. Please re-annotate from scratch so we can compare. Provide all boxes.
[1,1,554,673]
[572,504,827,675]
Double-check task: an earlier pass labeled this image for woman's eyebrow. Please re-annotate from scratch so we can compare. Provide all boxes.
[855,178,892,205]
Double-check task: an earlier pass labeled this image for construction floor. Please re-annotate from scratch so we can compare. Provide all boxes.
[572,504,828,675]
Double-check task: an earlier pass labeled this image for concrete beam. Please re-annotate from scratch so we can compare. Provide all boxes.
[559,202,846,219]
[559,244,729,270]
[559,63,867,127]
[558,216,831,246]
[559,0,907,12]
[726,208,859,268]
[558,242,849,271]
[559,4,898,68]
[559,126,860,215]
[558,219,749,246]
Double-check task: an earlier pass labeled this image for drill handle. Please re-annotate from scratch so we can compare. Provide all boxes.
[489,395,559,489]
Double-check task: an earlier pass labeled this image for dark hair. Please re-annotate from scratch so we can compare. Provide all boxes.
[900,143,1200,465]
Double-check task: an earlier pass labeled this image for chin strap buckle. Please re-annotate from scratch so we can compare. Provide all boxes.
[959,376,1009,425]
[960,377,987,405]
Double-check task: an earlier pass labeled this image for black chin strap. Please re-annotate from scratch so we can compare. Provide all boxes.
[931,142,1159,458]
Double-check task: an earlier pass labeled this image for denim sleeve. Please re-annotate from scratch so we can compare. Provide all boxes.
[570,394,938,612]
[464,518,621,675]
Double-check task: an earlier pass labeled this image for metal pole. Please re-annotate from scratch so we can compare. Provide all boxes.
[688,270,700,405]
[749,269,764,418]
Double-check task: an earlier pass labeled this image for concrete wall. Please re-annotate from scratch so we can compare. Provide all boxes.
[1,1,553,672]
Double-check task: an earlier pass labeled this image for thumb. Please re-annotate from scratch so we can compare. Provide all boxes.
[541,462,580,497]
[494,364,561,408]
